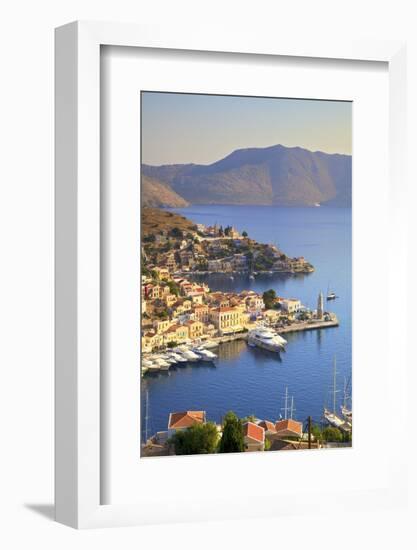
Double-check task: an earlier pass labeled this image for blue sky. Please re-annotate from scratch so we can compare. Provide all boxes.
[141,92,352,166]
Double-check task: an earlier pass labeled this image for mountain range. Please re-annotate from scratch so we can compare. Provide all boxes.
[142,144,351,207]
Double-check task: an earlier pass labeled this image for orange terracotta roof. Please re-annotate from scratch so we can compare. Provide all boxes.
[168,411,206,429]
[243,422,265,443]
[275,419,303,436]
[259,420,276,433]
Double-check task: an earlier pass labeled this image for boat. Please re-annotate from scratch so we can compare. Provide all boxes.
[147,362,161,373]
[160,354,178,365]
[280,387,297,421]
[323,357,351,432]
[201,340,219,350]
[326,283,337,300]
[175,346,200,362]
[152,357,171,370]
[167,351,187,364]
[193,347,217,362]
[249,274,255,280]
[341,376,352,422]
[247,326,287,353]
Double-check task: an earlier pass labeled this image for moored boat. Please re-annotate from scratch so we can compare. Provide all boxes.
[248,326,287,353]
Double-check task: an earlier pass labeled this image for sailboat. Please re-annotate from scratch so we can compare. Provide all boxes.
[326,283,337,300]
[341,376,352,423]
[323,357,349,431]
[280,387,296,420]
[144,389,150,444]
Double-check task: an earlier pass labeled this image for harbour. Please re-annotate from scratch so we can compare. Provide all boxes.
[141,205,351,443]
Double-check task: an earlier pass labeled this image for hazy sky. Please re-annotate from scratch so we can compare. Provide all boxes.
[141,92,352,166]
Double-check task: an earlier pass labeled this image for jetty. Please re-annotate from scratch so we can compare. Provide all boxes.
[275,315,339,336]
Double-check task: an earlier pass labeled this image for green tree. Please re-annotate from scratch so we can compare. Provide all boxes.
[167,341,177,349]
[242,231,248,238]
[241,414,257,423]
[169,227,183,239]
[167,280,180,296]
[322,427,343,442]
[262,289,277,309]
[218,411,244,453]
[311,424,322,441]
[170,422,219,455]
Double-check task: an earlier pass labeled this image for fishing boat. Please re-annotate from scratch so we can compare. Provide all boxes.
[248,326,287,353]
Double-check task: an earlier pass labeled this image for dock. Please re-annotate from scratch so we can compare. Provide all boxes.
[276,315,339,335]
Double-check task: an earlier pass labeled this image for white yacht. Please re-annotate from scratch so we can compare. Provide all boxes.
[247,326,287,353]
[175,346,200,362]
[193,347,217,362]
[146,361,161,372]
[201,340,219,350]
[167,352,187,363]
[152,357,171,370]
[160,354,177,365]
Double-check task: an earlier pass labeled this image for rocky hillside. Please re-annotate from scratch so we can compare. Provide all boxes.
[142,144,351,207]
[142,175,190,207]
[142,207,197,237]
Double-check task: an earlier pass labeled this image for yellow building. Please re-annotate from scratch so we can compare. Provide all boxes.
[193,304,209,323]
[142,331,164,352]
[163,324,189,345]
[185,320,204,339]
[153,319,171,334]
[209,306,244,335]
[164,293,177,308]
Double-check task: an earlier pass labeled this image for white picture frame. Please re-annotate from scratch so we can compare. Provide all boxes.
[55,21,407,529]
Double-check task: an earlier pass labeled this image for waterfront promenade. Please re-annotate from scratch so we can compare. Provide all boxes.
[276,315,339,335]
[210,315,339,345]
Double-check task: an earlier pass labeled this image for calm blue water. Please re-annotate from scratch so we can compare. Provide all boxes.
[141,206,351,439]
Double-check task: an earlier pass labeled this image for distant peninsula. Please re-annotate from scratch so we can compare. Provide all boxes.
[141,143,351,208]
[142,207,314,276]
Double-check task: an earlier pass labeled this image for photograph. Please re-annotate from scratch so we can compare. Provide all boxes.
[140,91,352,457]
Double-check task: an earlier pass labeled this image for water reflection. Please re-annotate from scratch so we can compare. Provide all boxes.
[217,339,247,360]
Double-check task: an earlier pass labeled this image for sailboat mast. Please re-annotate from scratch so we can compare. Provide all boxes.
[343,377,347,409]
[290,396,294,419]
[281,386,289,420]
[285,387,289,419]
[145,389,149,442]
